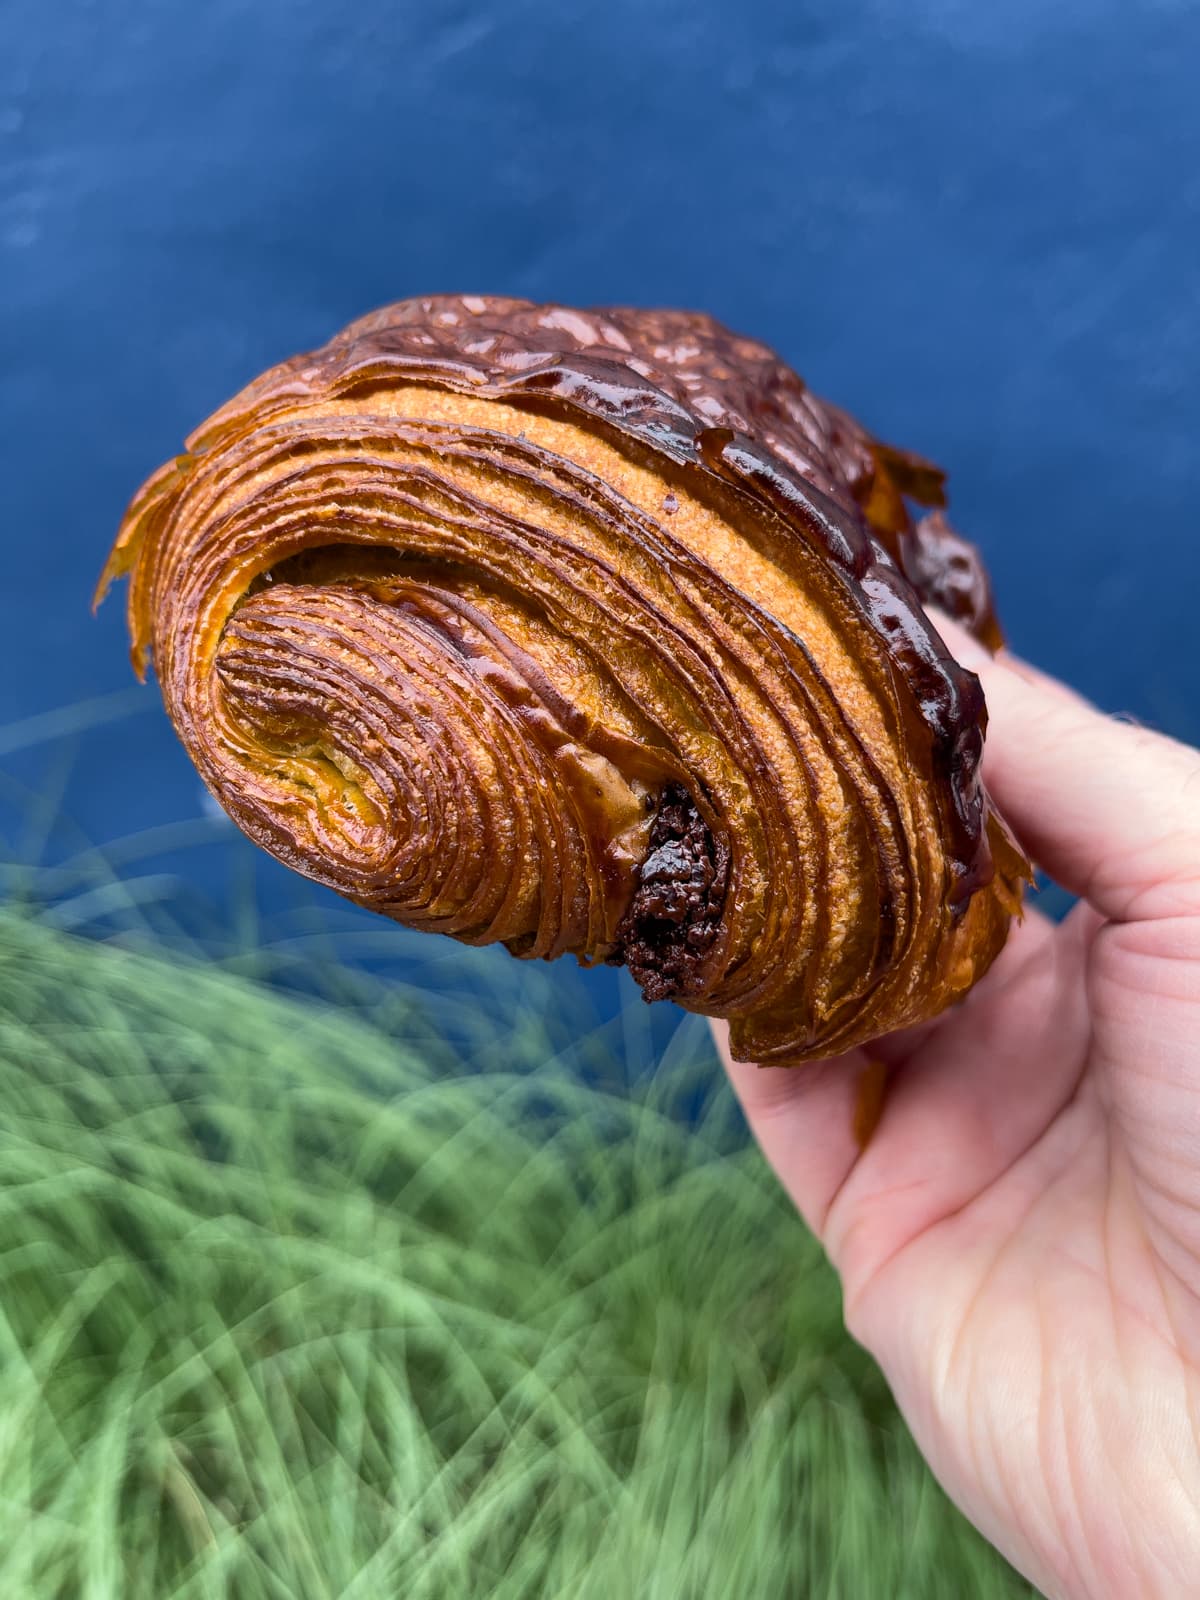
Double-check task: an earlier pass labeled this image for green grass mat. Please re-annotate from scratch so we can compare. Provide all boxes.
[0,908,1034,1597]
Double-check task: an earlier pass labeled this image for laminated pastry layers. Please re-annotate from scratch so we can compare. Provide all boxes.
[100,296,1028,1064]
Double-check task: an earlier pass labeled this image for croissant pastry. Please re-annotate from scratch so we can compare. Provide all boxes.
[99,295,1027,1064]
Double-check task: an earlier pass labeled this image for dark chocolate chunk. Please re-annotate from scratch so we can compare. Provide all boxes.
[610,783,729,1003]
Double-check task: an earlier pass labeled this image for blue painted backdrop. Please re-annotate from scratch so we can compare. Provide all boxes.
[3,0,1198,943]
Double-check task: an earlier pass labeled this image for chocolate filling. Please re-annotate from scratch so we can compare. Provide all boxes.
[610,784,729,1002]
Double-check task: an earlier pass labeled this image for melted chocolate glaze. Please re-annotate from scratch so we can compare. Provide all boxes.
[191,295,1000,906]
[906,510,1004,652]
[610,784,730,1001]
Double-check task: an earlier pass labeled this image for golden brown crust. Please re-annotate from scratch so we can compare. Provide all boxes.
[99,295,1028,1063]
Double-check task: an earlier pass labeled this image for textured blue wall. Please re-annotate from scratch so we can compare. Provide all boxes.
[4,0,1198,878]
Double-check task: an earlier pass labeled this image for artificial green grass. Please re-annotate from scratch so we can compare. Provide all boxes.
[0,907,1035,1598]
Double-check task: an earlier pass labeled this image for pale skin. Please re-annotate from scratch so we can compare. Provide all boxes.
[712,615,1200,1599]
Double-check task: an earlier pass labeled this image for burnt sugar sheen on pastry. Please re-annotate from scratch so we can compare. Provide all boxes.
[99,296,1028,1065]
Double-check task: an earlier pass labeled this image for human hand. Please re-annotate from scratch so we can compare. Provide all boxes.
[713,618,1200,1598]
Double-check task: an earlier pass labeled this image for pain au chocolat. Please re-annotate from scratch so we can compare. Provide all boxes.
[99,296,1028,1064]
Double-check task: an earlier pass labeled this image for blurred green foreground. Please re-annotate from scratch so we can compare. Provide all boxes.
[0,905,1035,1598]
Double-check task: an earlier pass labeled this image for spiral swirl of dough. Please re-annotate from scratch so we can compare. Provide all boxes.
[100,296,1026,1063]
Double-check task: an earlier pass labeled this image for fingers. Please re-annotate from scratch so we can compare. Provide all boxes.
[935,614,1200,924]
[712,1022,871,1237]
[822,906,1094,1293]
[715,908,1091,1266]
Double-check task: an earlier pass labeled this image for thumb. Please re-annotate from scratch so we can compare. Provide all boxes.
[937,616,1200,924]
